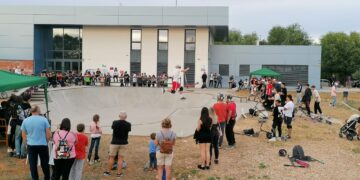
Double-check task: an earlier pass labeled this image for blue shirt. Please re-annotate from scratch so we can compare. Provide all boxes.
[149,139,156,153]
[21,115,50,146]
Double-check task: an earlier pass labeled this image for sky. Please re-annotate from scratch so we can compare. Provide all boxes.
[1,0,359,43]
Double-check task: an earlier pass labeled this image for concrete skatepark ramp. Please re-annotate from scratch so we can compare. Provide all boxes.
[41,87,250,137]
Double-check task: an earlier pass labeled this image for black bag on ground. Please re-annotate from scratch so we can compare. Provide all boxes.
[249,108,256,116]
[243,128,255,135]
[292,145,305,160]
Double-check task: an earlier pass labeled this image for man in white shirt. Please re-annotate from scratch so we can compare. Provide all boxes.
[209,73,214,87]
[311,85,322,115]
[283,95,295,139]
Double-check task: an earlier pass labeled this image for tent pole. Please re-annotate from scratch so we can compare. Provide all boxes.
[44,83,50,125]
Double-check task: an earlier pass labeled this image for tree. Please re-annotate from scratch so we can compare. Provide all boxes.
[242,33,259,45]
[321,32,360,82]
[267,23,312,45]
[216,29,259,45]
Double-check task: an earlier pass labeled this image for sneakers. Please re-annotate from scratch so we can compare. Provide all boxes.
[197,165,205,170]
[276,137,282,141]
[103,172,111,176]
[227,145,235,149]
[94,159,101,163]
[116,173,124,177]
[268,137,277,142]
[214,159,219,164]
[88,159,94,165]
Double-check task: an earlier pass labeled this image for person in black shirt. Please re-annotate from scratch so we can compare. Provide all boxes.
[269,100,283,142]
[104,111,131,177]
[280,82,287,106]
[124,72,130,87]
[302,84,312,116]
[296,81,303,105]
[201,72,207,88]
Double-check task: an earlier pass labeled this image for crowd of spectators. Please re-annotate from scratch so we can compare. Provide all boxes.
[40,68,170,88]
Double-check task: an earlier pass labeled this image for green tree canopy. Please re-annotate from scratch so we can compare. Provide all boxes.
[216,29,259,45]
[321,32,360,82]
[267,23,312,45]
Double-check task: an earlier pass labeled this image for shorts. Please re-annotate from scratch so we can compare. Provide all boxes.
[109,144,127,157]
[284,116,293,128]
[156,152,173,166]
[171,81,180,91]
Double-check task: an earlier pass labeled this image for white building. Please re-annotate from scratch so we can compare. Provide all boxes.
[0,5,321,87]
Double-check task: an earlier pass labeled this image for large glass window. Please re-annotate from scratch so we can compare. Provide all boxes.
[64,62,71,71]
[131,29,142,50]
[49,27,82,59]
[185,29,196,51]
[55,62,62,71]
[72,62,79,71]
[158,29,168,50]
[64,28,80,51]
[47,61,54,71]
[53,28,64,50]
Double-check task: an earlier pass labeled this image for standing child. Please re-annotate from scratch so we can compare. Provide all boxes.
[69,124,89,180]
[269,100,283,142]
[149,133,157,170]
[88,114,102,164]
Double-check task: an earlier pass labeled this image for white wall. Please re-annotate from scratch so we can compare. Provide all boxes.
[141,27,157,75]
[168,27,185,84]
[195,27,209,88]
[82,26,130,73]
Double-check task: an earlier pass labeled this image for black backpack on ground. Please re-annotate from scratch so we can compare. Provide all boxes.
[292,145,305,160]
[243,128,255,136]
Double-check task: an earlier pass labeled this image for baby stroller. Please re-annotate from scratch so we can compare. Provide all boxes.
[249,102,269,123]
[339,114,360,141]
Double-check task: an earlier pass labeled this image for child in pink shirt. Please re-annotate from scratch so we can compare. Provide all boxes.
[88,114,102,164]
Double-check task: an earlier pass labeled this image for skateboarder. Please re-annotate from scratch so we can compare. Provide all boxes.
[170,65,189,94]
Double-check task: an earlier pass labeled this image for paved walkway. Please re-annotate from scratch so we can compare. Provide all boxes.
[38,87,256,137]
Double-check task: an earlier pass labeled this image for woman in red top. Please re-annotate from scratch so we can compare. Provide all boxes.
[69,124,88,180]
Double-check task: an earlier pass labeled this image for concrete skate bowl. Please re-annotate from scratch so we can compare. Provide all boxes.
[43,87,219,137]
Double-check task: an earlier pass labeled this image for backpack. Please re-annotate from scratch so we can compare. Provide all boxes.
[55,131,73,159]
[292,145,305,160]
[160,131,174,154]
[16,104,30,121]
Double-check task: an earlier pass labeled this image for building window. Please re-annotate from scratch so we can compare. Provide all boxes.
[49,27,82,60]
[219,64,229,76]
[239,65,250,77]
[131,29,142,50]
[185,29,196,51]
[158,29,168,50]
[157,29,169,75]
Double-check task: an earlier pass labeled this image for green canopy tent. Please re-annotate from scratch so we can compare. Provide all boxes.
[0,70,50,119]
[250,68,280,77]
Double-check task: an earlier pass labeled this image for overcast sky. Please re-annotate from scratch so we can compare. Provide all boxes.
[1,0,359,42]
